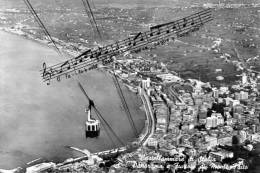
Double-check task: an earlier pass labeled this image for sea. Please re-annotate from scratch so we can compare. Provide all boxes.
[0,30,146,169]
[1,30,260,172]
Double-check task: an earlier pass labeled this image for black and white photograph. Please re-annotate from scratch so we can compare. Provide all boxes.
[0,0,259,172]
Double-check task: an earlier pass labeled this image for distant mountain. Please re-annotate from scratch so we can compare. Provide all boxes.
[2,0,259,11]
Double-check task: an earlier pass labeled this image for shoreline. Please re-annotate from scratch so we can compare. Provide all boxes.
[0,29,147,169]
[0,27,79,59]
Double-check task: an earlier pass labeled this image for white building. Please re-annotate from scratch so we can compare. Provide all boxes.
[239,130,247,143]
[215,113,224,126]
[242,73,248,84]
[230,100,240,107]
[206,114,218,129]
[209,150,233,162]
[212,88,219,98]
[205,136,218,149]
[147,138,159,148]
[224,97,233,106]
[240,91,248,100]
[218,136,232,146]
[141,77,151,89]
[206,117,213,129]
[156,73,181,83]
[219,86,229,94]
[26,162,56,173]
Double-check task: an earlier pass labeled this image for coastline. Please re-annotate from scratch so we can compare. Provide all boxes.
[0,29,147,169]
[0,27,147,136]
[0,27,79,59]
[0,27,57,51]
[0,2,259,172]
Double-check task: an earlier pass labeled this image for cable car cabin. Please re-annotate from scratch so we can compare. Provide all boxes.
[85,107,100,138]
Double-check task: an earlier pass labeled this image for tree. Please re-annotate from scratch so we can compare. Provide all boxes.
[232,135,240,145]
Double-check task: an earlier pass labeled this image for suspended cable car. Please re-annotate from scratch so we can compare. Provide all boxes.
[78,82,124,145]
[85,101,100,138]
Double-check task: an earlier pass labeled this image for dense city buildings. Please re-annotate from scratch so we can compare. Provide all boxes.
[1,0,260,172]
[29,52,259,172]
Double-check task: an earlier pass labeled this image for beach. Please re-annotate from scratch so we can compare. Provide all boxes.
[0,31,146,169]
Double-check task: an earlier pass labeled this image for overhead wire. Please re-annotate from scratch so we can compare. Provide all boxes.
[90,0,96,10]
[23,0,64,57]
[79,0,124,147]
[112,72,138,137]
[81,0,102,41]
[41,12,213,79]
[24,0,122,148]
[91,102,118,147]
[41,10,212,76]
[78,82,125,146]
[81,0,96,38]
[84,0,102,40]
